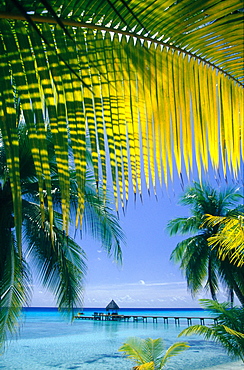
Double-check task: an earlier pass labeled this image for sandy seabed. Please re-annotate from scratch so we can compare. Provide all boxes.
[1,308,242,370]
[198,361,243,370]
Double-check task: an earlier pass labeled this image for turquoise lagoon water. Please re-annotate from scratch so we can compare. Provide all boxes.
[0,307,235,370]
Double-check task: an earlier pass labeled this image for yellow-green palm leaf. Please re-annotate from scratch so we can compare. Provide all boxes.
[119,337,189,369]
[133,364,154,370]
[0,0,243,243]
[205,214,244,267]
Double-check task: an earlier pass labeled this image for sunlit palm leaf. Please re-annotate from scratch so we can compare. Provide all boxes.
[133,363,154,370]
[222,325,244,339]
[160,342,190,368]
[119,337,165,367]
[0,42,22,258]
[142,338,165,366]
[119,337,188,369]
[119,337,148,365]
[205,213,244,267]
[0,0,243,238]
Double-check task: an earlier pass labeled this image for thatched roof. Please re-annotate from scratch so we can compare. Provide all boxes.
[106,300,120,311]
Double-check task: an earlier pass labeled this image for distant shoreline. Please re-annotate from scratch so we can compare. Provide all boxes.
[23,306,206,310]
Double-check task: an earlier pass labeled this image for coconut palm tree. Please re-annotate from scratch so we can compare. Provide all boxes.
[167,182,244,305]
[119,337,189,369]
[179,299,244,362]
[0,0,243,252]
[0,122,125,350]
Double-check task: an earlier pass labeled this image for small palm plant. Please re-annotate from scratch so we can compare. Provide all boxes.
[118,337,189,369]
[179,299,244,362]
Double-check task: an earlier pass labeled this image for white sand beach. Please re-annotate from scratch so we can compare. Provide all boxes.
[199,361,243,370]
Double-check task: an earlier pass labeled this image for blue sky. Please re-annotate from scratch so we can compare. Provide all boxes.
[31,168,242,308]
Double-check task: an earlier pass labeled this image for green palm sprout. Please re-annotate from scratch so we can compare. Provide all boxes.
[119,337,189,369]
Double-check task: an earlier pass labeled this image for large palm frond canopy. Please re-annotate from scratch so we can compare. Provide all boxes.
[0,0,243,243]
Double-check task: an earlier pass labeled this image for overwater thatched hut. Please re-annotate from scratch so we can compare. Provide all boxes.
[106,300,120,314]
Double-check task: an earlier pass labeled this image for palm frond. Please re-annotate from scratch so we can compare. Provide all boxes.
[179,299,244,361]
[222,325,244,339]
[133,363,154,370]
[199,298,231,313]
[119,337,189,369]
[167,216,200,236]
[119,337,148,365]
[199,299,244,328]
[83,190,125,263]
[160,342,189,368]
[0,235,31,352]
[179,324,244,361]
[205,214,244,267]
[0,0,243,232]
[52,168,125,263]
[143,338,165,366]
[23,200,86,310]
[179,324,217,340]
[170,235,212,295]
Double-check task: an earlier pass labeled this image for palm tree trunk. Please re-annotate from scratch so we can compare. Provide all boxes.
[229,288,234,308]
[210,287,217,301]
[208,258,218,301]
[231,280,244,307]
[219,260,244,307]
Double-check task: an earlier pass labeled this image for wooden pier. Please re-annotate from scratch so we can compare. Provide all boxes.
[74,313,217,326]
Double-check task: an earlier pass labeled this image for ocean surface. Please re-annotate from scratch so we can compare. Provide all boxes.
[0,307,235,370]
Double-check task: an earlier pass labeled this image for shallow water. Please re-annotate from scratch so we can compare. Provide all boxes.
[0,308,235,369]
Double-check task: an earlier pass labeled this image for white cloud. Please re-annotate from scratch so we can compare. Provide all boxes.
[140,281,186,287]
[31,279,237,309]
[81,279,198,308]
